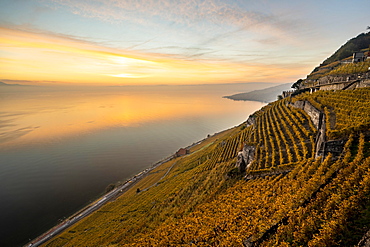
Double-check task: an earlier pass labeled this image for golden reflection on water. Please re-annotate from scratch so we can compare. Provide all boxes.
[0,86,260,149]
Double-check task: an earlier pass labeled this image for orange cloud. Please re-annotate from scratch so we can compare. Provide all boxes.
[0,26,307,85]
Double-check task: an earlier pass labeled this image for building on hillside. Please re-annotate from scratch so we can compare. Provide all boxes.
[176,148,189,157]
[282,90,294,98]
[352,52,365,63]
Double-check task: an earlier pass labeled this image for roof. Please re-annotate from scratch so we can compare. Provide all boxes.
[353,52,365,58]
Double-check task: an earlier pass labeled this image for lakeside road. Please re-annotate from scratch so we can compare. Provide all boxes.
[25,129,230,247]
[25,154,175,247]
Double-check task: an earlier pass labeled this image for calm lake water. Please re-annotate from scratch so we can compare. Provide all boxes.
[0,84,268,246]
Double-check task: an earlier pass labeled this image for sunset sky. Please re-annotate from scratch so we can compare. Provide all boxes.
[0,0,369,86]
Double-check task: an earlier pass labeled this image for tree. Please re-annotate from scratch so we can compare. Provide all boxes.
[292,79,303,89]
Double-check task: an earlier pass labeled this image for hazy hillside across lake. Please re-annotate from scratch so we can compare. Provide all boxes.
[224,83,292,102]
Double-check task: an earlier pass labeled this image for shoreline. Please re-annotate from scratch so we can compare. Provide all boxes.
[26,153,175,247]
[25,129,229,247]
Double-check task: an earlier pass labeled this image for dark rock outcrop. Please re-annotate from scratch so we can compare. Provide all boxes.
[357,229,370,247]
[236,144,255,173]
[245,115,256,127]
[321,139,346,157]
[242,237,254,247]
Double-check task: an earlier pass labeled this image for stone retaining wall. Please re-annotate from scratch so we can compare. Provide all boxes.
[290,100,344,159]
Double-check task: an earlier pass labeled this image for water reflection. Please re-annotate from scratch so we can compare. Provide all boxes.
[1,85,260,150]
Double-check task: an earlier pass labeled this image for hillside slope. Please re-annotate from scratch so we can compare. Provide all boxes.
[224,83,292,103]
[43,87,370,247]
[323,32,370,65]
[302,32,370,82]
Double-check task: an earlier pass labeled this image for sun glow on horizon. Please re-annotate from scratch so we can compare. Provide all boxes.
[109,73,150,78]
[0,26,308,85]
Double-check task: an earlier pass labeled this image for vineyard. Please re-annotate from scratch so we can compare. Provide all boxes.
[126,134,370,246]
[250,99,316,172]
[328,60,370,76]
[294,87,370,138]
[43,88,370,247]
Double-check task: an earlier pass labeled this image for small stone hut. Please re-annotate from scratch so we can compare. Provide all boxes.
[352,52,365,63]
[176,148,189,157]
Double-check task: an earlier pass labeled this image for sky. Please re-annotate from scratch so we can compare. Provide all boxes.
[0,0,369,86]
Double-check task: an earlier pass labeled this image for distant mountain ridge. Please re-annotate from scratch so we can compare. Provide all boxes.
[223,83,292,103]
[0,81,29,86]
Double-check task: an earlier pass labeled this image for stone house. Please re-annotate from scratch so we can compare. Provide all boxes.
[176,148,189,157]
[352,52,365,63]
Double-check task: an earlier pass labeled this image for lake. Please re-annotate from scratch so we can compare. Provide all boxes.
[0,83,268,246]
